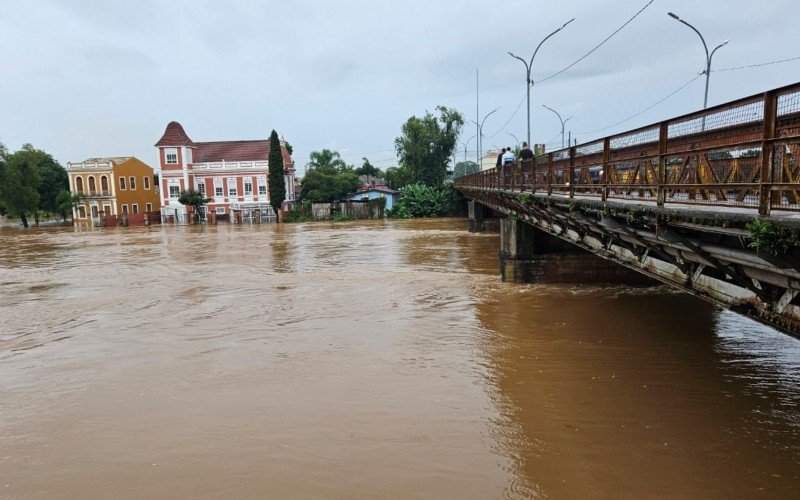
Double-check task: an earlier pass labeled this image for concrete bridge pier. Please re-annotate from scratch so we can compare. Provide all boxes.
[499,218,652,285]
[468,200,503,233]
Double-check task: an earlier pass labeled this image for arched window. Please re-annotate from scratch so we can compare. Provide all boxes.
[75,176,84,194]
[88,176,97,194]
[100,175,109,194]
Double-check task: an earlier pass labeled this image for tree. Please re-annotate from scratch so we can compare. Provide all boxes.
[306,149,349,174]
[0,149,41,228]
[284,141,293,156]
[384,166,411,190]
[300,150,359,202]
[454,161,479,178]
[178,188,212,222]
[355,157,382,178]
[23,144,68,216]
[395,106,464,186]
[268,130,287,217]
[55,190,84,222]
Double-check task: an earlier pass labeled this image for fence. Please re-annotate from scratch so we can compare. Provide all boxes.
[455,81,800,215]
[311,201,383,220]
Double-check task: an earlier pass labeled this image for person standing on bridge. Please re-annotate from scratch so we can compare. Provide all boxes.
[496,148,506,168]
[502,146,516,165]
[519,142,534,160]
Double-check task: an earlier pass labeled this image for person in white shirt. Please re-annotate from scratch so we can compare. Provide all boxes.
[502,147,515,165]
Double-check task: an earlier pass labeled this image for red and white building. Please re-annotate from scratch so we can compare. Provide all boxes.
[155,121,296,221]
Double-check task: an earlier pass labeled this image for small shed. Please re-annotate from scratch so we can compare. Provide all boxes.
[347,187,399,211]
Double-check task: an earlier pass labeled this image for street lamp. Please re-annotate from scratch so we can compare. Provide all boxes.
[542,105,572,149]
[668,12,730,110]
[463,134,477,164]
[472,107,500,169]
[508,18,575,147]
[507,132,520,151]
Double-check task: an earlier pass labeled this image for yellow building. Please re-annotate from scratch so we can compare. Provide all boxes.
[67,157,160,226]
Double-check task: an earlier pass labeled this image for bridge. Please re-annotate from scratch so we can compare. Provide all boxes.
[455,82,800,339]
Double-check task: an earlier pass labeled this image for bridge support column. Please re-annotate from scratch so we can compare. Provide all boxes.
[499,218,653,285]
[468,200,501,233]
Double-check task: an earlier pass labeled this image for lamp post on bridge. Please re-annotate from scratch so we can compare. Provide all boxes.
[464,134,476,164]
[507,132,520,152]
[472,107,500,170]
[508,18,574,148]
[667,12,730,111]
[542,105,572,149]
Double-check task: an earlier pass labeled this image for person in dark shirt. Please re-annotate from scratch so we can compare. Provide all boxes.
[519,141,535,160]
[496,148,506,168]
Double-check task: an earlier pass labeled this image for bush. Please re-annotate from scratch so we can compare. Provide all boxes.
[283,200,313,223]
[387,183,461,218]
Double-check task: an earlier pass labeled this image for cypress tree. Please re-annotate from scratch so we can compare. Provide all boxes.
[268,130,286,218]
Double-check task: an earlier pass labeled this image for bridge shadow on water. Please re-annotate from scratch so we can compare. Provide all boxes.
[470,278,800,498]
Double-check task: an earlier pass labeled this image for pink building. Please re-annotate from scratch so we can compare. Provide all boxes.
[155,121,296,221]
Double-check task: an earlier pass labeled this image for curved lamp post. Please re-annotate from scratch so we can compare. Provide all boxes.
[508,18,575,147]
[542,105,572,149]
[668,12,730,110]
[471,107,500,168]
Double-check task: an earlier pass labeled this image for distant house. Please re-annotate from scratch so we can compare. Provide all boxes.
[67,157,160,226]
[155,121,296,221]
[480,150,501,171]
[347,179,398,210]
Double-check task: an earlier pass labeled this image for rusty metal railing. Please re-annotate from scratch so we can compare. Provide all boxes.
[454,81,800,215]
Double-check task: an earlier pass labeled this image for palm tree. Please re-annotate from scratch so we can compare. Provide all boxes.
[306,149,349,174]
[178,189,212,223]
[55,190,84,223]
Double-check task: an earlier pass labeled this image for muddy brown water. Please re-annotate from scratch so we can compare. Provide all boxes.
[1,219,798,499]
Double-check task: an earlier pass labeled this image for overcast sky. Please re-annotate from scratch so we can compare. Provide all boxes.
[1,0,797,175]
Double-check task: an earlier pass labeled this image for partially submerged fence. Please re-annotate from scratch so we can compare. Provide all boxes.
[311,201,383,220]
[455,82,800,215]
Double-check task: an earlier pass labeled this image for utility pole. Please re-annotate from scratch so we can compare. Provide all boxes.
[472,108,500,171]
[508,18,574,147]
[476,69,480,167]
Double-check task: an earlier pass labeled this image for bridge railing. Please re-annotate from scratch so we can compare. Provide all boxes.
[455,81,800,215]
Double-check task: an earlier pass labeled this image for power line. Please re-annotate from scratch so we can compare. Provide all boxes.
[713,55,800,72]
[537,0,655,84]
[483,91,527,140]
[573,72,703,136]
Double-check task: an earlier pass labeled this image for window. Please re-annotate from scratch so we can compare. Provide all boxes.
[197,182,206,196]
[119,177,126,190]
[146,203,153,212]
[165,148,178,164]
[122,205,128,214]
[75,176,84,193]
[215,186,223,197]
[103,205,111,215]
[227,178,237,196]
[132,204,139,214]
[88,176,96,194]
[144,176,151,190]
[100,176,109,194]
[78,206,86,218]
[215,207,226,215]
[91,206,98,218]
[258,184,267,196]
[244,180,253,196]
[169,185,180,198]
[129,176,136,190]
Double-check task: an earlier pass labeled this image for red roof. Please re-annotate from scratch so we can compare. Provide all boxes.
[155,121,193,146]
[194,140,293,167]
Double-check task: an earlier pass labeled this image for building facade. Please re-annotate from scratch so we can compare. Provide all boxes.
[155,121,296,221]
[67,157,160,226]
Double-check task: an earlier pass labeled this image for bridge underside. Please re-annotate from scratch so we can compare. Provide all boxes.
[462,189,800,340]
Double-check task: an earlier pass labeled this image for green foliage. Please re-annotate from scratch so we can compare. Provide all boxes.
[453,161,479,178]
[178,188,212,209]
[301,149,360,202]
[354,157,382,178]
[388,183,459,218]
[268,130,287,216]
[0,148,42,227]
[395,106,464,186]
[283,200,313,223]
[746,219,798,255]
[55,190,84,221]
[367,196,387,218]
[332,209,355,222]
[284,141,293,156]
[516,193,534,204]
[384,165,411,190]
[22,144,68,214]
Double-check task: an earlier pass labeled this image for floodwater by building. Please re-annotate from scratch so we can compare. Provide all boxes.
[1,219,798,498]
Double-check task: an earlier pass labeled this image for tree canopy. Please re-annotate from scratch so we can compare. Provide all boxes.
[300,149,359,203]
[354,157,382,178]
[268,130,287,217]
[0,147,42,227]
[453,161,479,179]
[394,106,464,186]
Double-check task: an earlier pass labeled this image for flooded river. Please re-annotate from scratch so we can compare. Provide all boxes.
[1,219,799,498]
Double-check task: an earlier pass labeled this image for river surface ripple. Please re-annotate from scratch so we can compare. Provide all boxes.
[1,219,798,499]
